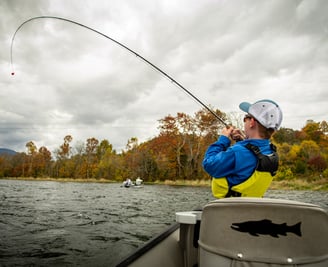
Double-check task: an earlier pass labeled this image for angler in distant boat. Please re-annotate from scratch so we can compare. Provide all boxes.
[231,219,302,238]
[122,178,133,188]
[135,177,143,187]
[203,99,283,198]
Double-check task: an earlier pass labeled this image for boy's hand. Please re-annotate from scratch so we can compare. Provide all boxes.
[221,126,234,138]
[231,128,245,141]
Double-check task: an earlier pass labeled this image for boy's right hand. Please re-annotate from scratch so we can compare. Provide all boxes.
[231,128,245,141]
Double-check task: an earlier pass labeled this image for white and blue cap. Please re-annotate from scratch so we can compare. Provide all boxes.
[239,99,283,130]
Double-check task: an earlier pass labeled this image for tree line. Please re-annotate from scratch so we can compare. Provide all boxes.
[0,108,327,183]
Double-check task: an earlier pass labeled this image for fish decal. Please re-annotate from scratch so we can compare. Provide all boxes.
[231,219,302,238]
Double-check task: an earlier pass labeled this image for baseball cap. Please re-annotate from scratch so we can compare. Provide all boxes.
[239,99,283,130]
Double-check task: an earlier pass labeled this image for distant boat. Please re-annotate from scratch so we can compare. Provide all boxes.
[122,178,143,188]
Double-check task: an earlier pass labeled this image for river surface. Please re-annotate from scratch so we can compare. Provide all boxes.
[0,179,327,266]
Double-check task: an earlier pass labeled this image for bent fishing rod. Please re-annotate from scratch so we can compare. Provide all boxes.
[10,16,228,127]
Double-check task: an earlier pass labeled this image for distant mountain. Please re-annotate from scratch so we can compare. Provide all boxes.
[0,148,17,156]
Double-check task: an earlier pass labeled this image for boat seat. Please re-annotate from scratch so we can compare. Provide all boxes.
[176,211,202,267]
[198,198,328,267]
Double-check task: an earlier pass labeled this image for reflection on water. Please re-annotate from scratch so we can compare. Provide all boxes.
[0,179,327,266]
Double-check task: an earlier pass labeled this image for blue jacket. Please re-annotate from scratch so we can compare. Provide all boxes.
[202,136,274,187]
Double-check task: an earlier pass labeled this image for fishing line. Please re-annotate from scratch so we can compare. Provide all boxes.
[10,15,228,126]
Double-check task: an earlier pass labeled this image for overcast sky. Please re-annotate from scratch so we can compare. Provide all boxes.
[0,0,327,153]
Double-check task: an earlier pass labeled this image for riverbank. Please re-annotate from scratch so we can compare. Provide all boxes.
[155,178,328,191]
[269,178,328,191]
[1,177,327,191]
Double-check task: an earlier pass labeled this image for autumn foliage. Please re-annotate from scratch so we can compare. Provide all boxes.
[0,109,327,184]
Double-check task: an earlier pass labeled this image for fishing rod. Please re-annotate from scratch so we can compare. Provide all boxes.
[10,16,228,127]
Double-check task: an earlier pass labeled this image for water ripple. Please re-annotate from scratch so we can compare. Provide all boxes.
[0,180,326,266]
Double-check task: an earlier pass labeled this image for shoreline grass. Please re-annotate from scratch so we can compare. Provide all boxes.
[1,177,327,191]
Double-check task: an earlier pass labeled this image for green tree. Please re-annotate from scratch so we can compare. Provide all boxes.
[85,137,99,178]
[25,141,37,177]
[273,128,298,144]
[302,121,323,143]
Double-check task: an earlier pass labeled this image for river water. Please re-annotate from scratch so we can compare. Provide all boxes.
[0,179,327,266]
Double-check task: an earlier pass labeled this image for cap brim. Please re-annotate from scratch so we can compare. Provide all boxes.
[239,102,251,113]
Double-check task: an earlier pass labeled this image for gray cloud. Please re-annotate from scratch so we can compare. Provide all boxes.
[1,0,327,152]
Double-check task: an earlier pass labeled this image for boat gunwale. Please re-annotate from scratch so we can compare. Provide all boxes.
[115,222,180,267]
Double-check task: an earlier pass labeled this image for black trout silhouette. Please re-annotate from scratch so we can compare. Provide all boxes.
[231,219,302,238]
